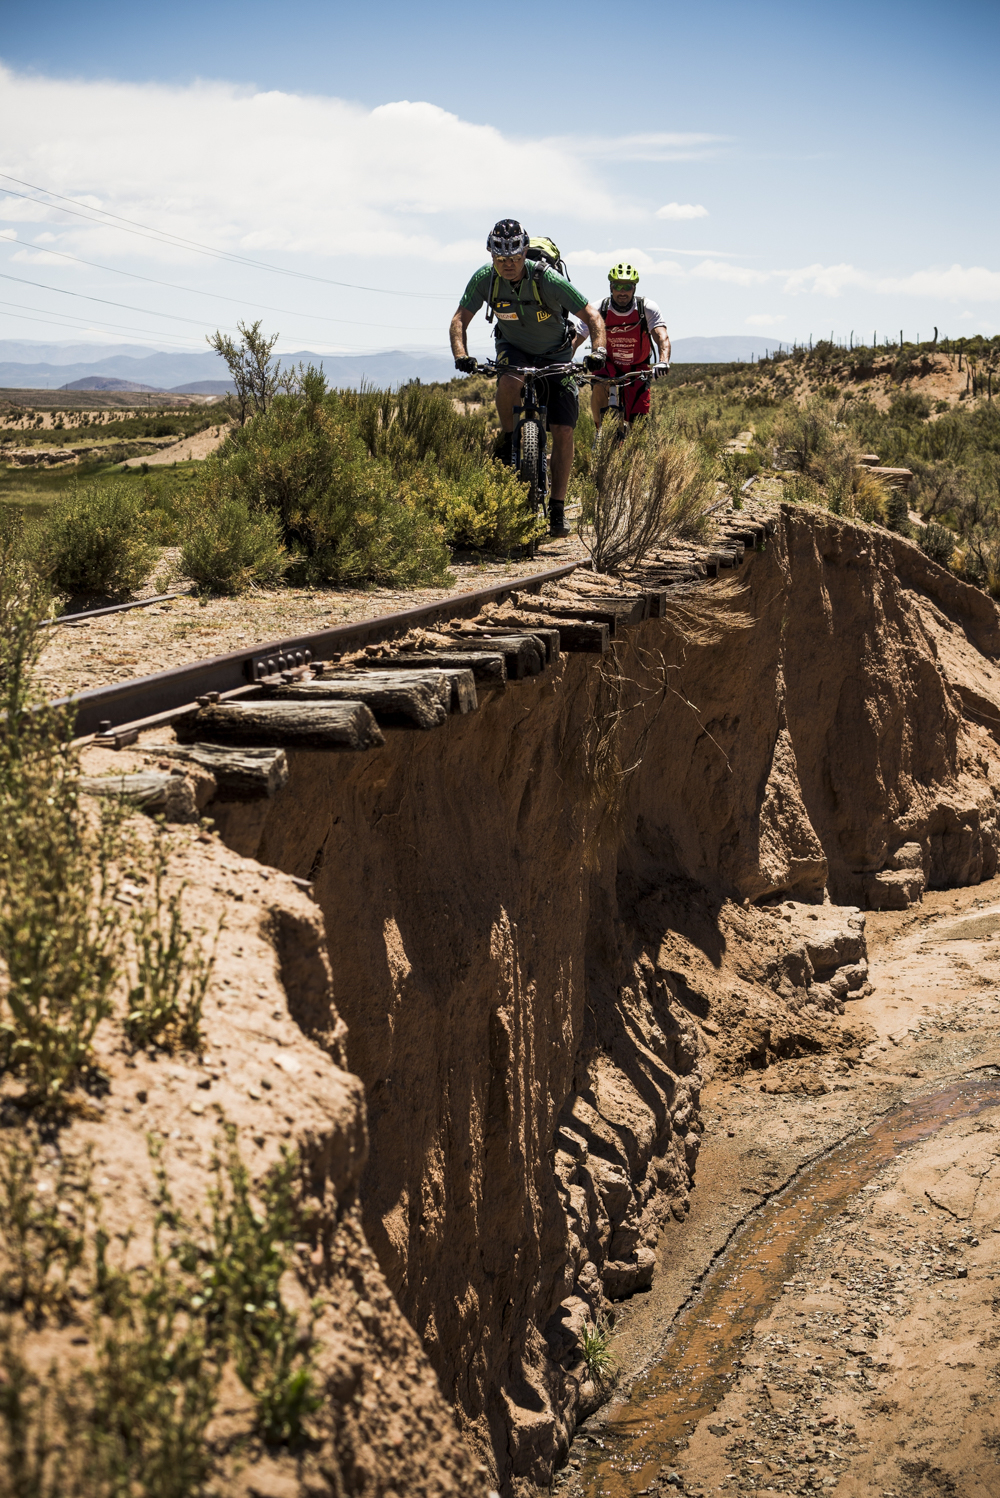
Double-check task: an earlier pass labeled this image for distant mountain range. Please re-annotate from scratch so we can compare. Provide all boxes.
[0,335,789,394]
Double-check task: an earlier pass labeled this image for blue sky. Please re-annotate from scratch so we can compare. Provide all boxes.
[1,0,998,356]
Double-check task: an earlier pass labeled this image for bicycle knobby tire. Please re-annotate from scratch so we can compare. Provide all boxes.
[518,420,542,515]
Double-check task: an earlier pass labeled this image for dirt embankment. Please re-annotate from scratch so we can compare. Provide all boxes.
[77,500,1000,1492]
[63,501,1000,1494]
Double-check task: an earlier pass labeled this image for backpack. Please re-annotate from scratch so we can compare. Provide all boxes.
[485,235,572,325]
[600,295,651,362]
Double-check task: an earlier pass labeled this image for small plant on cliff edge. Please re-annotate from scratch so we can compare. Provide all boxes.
[0,1129,95,1325]
[581,423,713,574]
[921,521,958,568]
[580,1318,617,1388]
[0,511,127,1110]
[124,830,221,1055]
[177,1124,321,1445]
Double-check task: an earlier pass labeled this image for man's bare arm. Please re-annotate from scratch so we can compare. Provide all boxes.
[580,302,607,352]
[653,326,671,363]
[449,306,476,359]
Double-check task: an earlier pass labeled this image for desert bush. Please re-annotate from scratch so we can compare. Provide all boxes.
[189,1125,319,1444]
[884,485,912,535]
[582,424,713,574]
[208,320,280,427]
[0,1126,318,1496]
[124,834,220,1055]
[193,383,450,589]
[0,1131,94,1325]
[921,521,958,568]
[781,473,823,506]
[0,517,127,1110]
[407,460,544,552]
[38,482,158,598]
[580,1317,617,1388]
[341,379,491,481]
[717,448,761,506]
[180,494,288,595]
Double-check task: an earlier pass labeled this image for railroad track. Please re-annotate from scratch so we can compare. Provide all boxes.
[67,510,774,817]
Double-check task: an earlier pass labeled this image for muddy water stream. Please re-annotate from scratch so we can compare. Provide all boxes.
[577,1074,1000,1496]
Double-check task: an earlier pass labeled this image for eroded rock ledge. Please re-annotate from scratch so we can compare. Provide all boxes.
[81,501,1000,1496]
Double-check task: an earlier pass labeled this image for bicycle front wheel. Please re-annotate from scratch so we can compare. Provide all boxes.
[519,420,542,515]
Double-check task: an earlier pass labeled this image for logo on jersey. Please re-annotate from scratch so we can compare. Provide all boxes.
[536,310,552,322]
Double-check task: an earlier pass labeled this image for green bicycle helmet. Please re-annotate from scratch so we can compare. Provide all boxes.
[608,262,640,284]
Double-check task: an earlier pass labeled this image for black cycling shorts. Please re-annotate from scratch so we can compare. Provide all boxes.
[494,337,580,428]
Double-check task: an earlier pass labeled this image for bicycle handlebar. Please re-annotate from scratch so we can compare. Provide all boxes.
[466,359,668,384]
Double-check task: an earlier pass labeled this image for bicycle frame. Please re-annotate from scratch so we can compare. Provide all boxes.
[471,358,588,521]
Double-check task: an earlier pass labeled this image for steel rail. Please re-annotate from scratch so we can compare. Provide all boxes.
[40,590,193,629]
[58,560,580,739]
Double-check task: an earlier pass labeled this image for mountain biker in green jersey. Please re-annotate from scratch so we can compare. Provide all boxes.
[450,218,607,536]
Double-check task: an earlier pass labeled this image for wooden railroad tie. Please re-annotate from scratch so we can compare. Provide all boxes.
[174,700,384,751]
[272,669,477,727]
[348,652,508,689]
[148,743,289,800]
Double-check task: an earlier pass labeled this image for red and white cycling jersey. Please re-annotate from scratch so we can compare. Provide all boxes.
[605,303,651,368]
[602,295,666,370]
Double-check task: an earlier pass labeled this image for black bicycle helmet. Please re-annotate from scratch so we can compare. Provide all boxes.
[487,219,529,257]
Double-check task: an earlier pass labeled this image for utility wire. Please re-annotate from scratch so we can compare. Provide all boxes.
[0,172,454,300]
[0,268,226,329]
[0,241,443,332]
[0,299,431,356]
[0,299,213,349]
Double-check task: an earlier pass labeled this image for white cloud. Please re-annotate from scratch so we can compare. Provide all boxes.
[690,259,768,286]
[746,313,786,326]
[782,261,1000,302]
[557,134,723,163]
[0,64,630,269]
[655,202,709,221]
[567,248,686,277]
[875,264,1000,300]
[0,228,15,241]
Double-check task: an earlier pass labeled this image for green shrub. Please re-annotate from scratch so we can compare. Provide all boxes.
[580,1318,617,1388]
[717,448,761,506]
[0,1131,94,1325]
[0,516,126,1111]
[124,833,220,1054]
[408,460,544,553]
[922,521,958,568]
[39,482,158,597]
[197,389,450,588]
[782,473,822,505]
[884,486,912,535]
[180,495,288,595]
[0,1126,319,1495]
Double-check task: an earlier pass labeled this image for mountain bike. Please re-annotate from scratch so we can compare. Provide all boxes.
[594,365,670,448]
[470,358,589,549]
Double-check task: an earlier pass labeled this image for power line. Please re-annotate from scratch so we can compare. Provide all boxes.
[0,299,208,349]
[0,298,429,356]
[0,172,453,301]
[0,267,227,329]
[0,241,443,332]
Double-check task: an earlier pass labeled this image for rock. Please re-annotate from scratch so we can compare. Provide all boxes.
[862,868,925,909]
[887,842,925,871]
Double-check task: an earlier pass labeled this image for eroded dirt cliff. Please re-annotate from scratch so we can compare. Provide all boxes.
[66,500,1000,1495]
[129,500,996,1494]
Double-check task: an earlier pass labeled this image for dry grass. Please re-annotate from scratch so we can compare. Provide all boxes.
[581,424,714,575]
[582,576,756,857]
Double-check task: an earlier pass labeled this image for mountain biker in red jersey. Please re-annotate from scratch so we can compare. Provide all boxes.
[450,218,607,536]
[589,262,671,432]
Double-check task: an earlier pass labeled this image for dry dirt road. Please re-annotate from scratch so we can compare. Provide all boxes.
[563,878,1000,1498]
